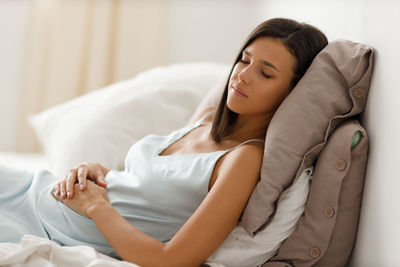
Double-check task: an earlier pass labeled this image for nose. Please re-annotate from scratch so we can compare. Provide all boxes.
[238,66,250,85]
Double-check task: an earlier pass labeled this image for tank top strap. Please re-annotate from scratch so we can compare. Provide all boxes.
[224,138,265,153]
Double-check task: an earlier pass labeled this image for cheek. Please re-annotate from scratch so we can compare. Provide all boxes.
[255,83,291,111]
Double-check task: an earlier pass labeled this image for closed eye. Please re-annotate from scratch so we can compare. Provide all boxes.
[262,72,272,78]
[238,59,272,78]
[238,58,249,64]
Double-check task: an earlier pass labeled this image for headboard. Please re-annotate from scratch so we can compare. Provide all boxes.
[262,0,400,265]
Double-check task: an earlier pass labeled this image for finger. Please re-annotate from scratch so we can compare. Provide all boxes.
[52,189,61,200]
[60,182,66,199]
[54,184,60,195]
[66,171,77,198]
[96,169,107,188]
[77,165,89,190]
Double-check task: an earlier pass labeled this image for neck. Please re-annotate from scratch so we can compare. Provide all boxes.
[228,112,274,141]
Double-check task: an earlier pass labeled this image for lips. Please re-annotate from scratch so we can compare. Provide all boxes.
[231,85,248,98]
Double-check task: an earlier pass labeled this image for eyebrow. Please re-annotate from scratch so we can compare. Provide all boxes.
[243,50,280,72]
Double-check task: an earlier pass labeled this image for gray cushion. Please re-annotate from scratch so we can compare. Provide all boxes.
[240,39,374,235]
[263,119,369,267]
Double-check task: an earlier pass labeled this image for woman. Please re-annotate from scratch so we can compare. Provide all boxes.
[0,18,327,266]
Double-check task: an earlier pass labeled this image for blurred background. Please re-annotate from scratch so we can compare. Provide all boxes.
[0,0,271,153]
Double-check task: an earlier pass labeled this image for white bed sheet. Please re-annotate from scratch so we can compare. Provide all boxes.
[0,235,139,267]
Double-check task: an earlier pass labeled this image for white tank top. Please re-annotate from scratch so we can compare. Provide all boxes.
[38,113,264,257]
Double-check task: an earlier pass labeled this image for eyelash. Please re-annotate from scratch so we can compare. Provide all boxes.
[238,58,272,78]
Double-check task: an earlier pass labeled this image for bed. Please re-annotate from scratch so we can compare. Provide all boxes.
[2,0,398,264]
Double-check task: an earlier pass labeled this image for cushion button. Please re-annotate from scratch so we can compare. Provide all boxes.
[354,88,364,98]
[336,159,346,171]
[310,247,320,258]
[305,154,314,166]
[325,206,335,218]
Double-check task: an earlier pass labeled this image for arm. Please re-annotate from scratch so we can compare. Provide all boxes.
[58,145,263,267]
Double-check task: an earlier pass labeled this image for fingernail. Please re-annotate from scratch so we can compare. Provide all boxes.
[80,184,84,189]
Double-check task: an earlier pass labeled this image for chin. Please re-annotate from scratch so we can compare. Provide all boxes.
[226,92,244,112]
[227,103,254,116]
[226,99,241,114]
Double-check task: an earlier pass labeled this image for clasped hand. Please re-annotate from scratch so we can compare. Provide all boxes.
[52,162,110,218]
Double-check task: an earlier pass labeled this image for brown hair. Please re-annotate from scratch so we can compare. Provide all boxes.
[210,18,328,142]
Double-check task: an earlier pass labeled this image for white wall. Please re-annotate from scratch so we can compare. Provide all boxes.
[261,0,400,266]
[0,1,30,151]
[167,0,265,64]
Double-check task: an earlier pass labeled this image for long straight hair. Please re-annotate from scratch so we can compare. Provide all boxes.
[210,18,328,142]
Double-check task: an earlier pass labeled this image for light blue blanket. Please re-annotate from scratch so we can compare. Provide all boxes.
[0,165,117,257]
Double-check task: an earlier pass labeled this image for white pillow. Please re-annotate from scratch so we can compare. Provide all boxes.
[205,166,314,267]
[29,62,230,177]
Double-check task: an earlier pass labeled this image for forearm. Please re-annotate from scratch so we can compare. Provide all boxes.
[87,202,169,267]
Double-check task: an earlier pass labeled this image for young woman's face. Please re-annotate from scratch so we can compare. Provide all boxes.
[227,37,297,116]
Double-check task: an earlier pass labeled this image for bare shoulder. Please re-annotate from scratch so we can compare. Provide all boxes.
[187,106,217,125]
[214,141,264,186]
[225,142,264,168]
